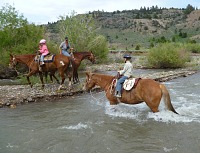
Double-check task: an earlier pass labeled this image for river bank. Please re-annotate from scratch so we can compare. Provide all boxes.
[0,64,197,108]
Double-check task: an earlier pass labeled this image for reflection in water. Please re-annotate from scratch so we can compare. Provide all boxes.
[0,71,200,153]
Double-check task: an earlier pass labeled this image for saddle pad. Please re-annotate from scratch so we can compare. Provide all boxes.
[34,55,40,61]
[123,78,136,91]
[44,54,55,62]
[34,54,55,63]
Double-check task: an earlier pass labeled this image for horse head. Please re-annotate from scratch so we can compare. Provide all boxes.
[88,51,95,64]
[9,54,18,69]
[84,72,96,91]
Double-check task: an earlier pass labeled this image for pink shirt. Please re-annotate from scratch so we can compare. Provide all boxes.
[39,44,49,56]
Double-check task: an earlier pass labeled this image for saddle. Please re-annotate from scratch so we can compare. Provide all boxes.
[123,78,141,90]
[35,54,55,63]
[111,77,141,92]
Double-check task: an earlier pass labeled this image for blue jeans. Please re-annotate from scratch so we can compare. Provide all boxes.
[62,50,70,56]
[40,55,45,62]
[116,76,128,94]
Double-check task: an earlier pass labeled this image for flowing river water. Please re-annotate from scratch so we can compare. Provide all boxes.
[0,70,200,153]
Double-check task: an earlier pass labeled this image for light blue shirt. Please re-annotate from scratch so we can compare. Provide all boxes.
[59,41,70,51]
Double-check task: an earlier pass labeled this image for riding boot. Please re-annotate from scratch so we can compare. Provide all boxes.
[40,62,45,66]
[115,91,121,98]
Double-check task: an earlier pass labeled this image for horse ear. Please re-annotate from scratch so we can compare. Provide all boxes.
[86,71,92,77]
[10,54,13,57]
[86,71,90,77]
[86,72,93,78]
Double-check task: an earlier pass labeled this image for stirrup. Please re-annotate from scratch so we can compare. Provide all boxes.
[115,91,121,98]
[40,62,45,66]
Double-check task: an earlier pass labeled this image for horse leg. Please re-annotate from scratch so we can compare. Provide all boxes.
[44,72,49,83]
[65,69,72,90]
[38,72,45,89]
[52,73,60,84]
[68,75,72,90]
[144,96,161,113]
[26,70,37,88]
[58,71,65,90]
[26,75,33,88]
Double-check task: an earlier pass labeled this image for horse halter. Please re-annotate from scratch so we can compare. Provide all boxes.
[88,52,95,63]
[85,74,96,90]
[9,56,17,68]
[9,56,20,75]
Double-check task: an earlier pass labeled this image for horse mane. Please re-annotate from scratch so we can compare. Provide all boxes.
[73,51,91,54]
[15,54,36,59]
[93,73,115,83]
[73,51,91,57]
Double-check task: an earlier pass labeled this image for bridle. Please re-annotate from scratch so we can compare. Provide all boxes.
[88,52,95,63]
[9,56,17,68]
[86,74,115,101]
[9,56,20,75]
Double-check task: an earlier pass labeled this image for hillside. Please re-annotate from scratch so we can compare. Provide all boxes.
[46,5,200,50]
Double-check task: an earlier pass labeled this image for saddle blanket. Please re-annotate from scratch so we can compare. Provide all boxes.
[123,78,141,91]
[35,54,55,63]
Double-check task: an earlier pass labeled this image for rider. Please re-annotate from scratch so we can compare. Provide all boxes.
[59,36,75,66]
[59,36,78,83]
[59,36,73,57]
[115,54,133,98]
[38,39,49,66]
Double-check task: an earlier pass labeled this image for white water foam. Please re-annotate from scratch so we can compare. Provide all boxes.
[101,98,200,123]
[58,122,89,130]
[6,143,19,149]
[163,147,177,152]
[90,79,200,124]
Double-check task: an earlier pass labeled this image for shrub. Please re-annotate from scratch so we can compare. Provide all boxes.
[0,4,45,65]
[147,43,190,68]
[135,44,140,50]
[87,35,109,63]
[185,43,200,53]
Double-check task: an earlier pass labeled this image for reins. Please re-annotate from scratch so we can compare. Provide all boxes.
[89,76,116,102]
[108,78,116,94]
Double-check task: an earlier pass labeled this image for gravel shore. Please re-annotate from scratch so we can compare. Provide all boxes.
[0,64,197,108]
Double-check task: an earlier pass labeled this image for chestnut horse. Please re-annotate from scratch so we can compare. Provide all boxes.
[84,72,178,114]
[46,51,95,83]
[9,54,77,89]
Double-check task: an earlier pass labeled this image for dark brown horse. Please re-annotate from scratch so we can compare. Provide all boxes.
[47,51,95,83]
[9,54,76,90]
[84,72,178,114]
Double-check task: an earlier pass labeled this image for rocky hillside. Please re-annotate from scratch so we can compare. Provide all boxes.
[46,5,200,49]
[92,7,200,49]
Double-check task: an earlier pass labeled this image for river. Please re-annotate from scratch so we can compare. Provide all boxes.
[0,70,200,153]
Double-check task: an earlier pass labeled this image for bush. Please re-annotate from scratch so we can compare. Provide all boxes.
[135,44,140,50]
[0,4,46,65]
[87,35,109,63]
[185,43,200,53]
[147,43,190,68]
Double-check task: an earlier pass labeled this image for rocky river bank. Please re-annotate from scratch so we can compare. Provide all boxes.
[0,63,197,108]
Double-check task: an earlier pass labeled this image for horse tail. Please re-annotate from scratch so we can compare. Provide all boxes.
[160,84,179,114]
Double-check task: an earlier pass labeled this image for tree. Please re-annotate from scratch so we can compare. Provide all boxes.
[0,4,45,64]
[57,11,96,50]
[57,11,108,63]
[184,4,195,14]
[0,4,27,30]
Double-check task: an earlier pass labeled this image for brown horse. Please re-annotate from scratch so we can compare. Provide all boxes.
[46,51,95,83]
[9,54,76,89]
[84,72,178,114]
